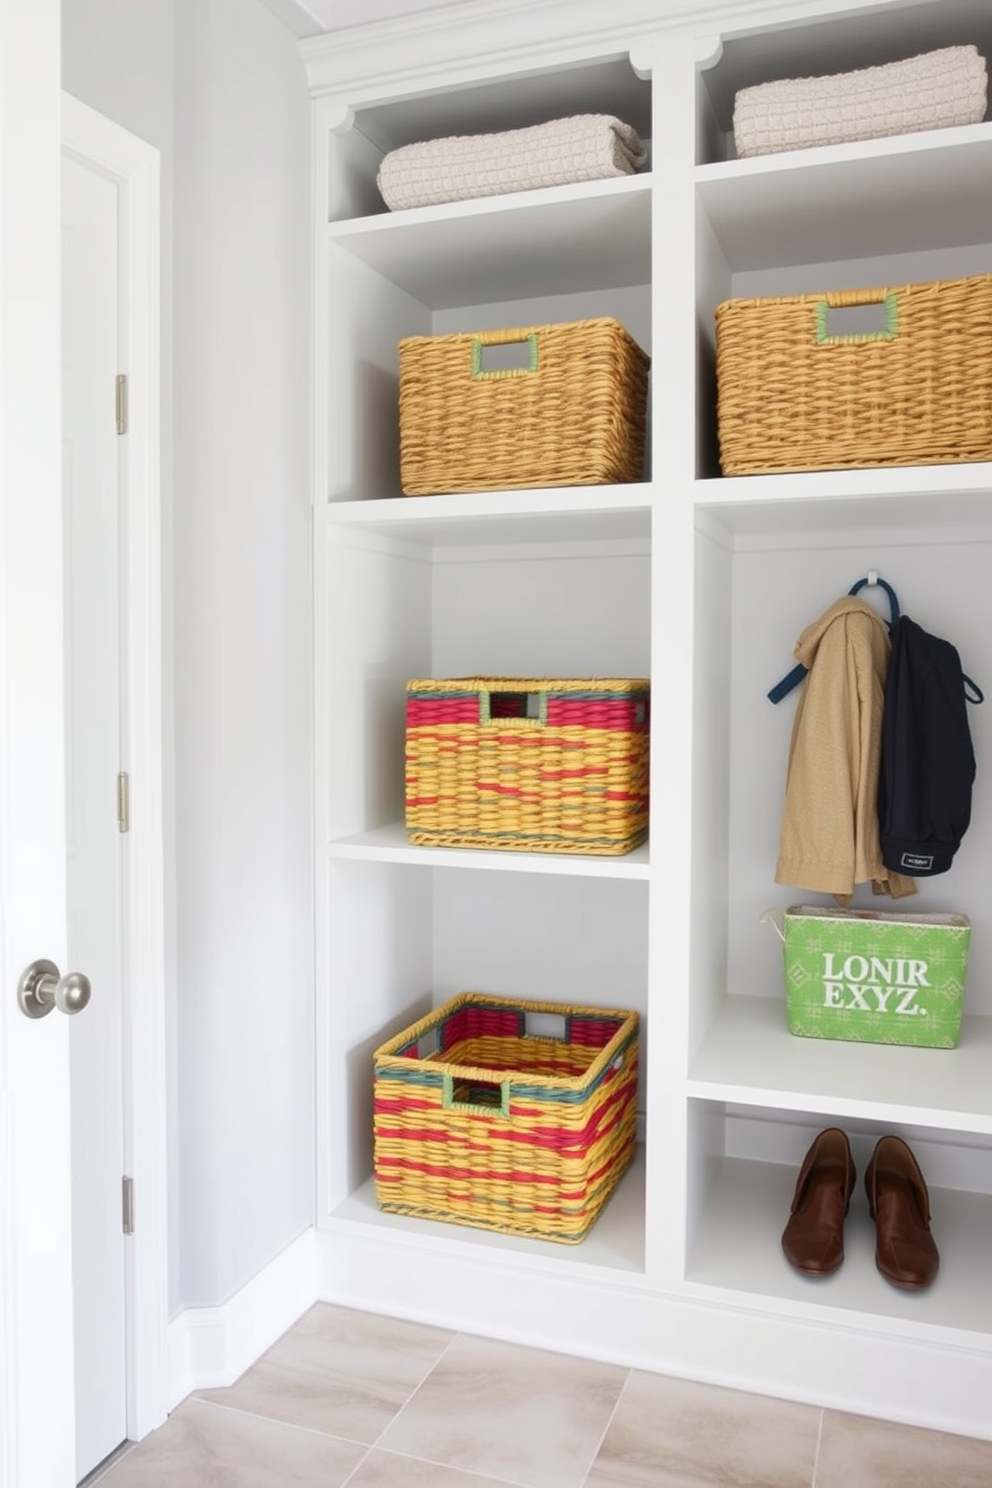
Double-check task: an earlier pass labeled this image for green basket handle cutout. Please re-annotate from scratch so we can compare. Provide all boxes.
[472,332,539,379]
[815,291,898,345]
[442,1072,511,1118]
[479,689,548,727]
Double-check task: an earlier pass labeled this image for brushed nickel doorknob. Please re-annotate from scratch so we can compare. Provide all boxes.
[17,959,92,1019]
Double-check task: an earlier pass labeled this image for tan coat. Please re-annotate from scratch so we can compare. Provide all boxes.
[775,595,916,901]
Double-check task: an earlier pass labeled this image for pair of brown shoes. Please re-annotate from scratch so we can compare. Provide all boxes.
[781,1128,939,1291]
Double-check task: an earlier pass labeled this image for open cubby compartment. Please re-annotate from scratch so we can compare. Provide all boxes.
[687,496,992,1116]
[694,0,992,167]
[318,857,649,1276]
[324,52,652,224]
[322,241,652,504]
[318,508,652,847]
[684,1098,992,1340]
[694,134,992,481]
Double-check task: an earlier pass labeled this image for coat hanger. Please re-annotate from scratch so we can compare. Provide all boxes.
[767,571,984,705]
[768,571,899,704]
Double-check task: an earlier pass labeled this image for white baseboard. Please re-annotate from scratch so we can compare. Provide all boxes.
[168,1228,318,1408]
[315,1224,992,1443]
[165,1217,992,1442]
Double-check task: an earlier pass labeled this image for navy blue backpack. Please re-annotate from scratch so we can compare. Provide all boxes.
[879,614,981,878]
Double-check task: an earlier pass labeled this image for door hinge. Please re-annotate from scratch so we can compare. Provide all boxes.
[115,373,128,435]
[117,771,130,834]
[122,1176,135,1235]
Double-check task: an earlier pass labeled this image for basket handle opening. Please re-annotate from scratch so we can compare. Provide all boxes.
[816,290,898,345]
[524,1010,568,1041]
[480,689,548,727]
[442,1072,510,1117]
[414,1027,441,1059]
[471,331,539,379]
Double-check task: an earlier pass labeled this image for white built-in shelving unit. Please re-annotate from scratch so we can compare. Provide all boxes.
[303,0,992,1439]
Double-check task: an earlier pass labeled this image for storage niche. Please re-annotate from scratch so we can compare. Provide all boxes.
[685,1100,992,1340]
[324,247,652,503]
[689,506,992,1058]
[695,0,992,167]
[695,175,992,481]
[321,859,649,1273]
[321,522,652,845]
[326,54,652,224]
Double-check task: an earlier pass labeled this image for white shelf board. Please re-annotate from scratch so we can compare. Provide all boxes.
[327,821,651,879]
[695,465,992,541]
[688,995,992,1134]
[323,485,653,549]
[686,1155,992,1346]
[326,175,651,309]
[696,124,992,271]
[324,1143,645,1280]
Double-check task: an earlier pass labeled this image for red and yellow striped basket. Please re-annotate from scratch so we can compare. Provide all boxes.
[404,676,650,855]
[373,993,639,1243]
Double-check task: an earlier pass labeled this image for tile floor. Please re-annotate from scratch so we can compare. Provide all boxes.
[90,1302,992,1488]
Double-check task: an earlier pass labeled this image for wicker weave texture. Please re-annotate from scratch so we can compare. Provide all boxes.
[377,113,647,212]
[399,318,650,496]
[716,275,992,476]
[373,993,639,1242]
[405,677,650,856]
[733,46,987,158]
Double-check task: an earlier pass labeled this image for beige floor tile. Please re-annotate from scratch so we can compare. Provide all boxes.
[92,1398,366,1487]
[347,1448,521,1486]
[816,1410,992,1488]
[378,1332,627,1488]
[196,1302,455,1444]
[585,1370,820,1488]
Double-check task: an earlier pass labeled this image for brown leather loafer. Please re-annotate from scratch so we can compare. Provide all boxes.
[782,1128,856,1277]
[865,1135,939,1291]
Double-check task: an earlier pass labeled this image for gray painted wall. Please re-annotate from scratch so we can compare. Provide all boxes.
[62,0,314,1314]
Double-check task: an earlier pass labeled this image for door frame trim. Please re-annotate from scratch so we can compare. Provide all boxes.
[62,92,169,1446]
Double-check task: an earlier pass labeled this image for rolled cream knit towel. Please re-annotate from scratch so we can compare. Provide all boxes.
[377,114,647,211]
[734,45,987,158]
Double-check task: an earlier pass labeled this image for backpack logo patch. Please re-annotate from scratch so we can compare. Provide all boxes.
[901,852,934,871]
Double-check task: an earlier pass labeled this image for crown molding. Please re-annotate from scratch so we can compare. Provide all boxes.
[300,0,902,101]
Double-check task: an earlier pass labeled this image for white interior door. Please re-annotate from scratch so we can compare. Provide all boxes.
[60,90,169,1464]
[0,4,77,1487]
[0,50,166,1485]
[62,153,128,1485]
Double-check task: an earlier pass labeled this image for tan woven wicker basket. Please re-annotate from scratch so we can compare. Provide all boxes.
[716,274,992,476]
[399,317,650,496]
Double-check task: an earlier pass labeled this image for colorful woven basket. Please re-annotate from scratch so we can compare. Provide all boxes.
[398,317,650,495]
[373,992,639,1242]
[716,274,992,475]
[405,676,650,855]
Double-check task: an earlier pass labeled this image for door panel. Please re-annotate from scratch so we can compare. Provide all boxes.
[62,154,127,1484]
[0,4,77,1486]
